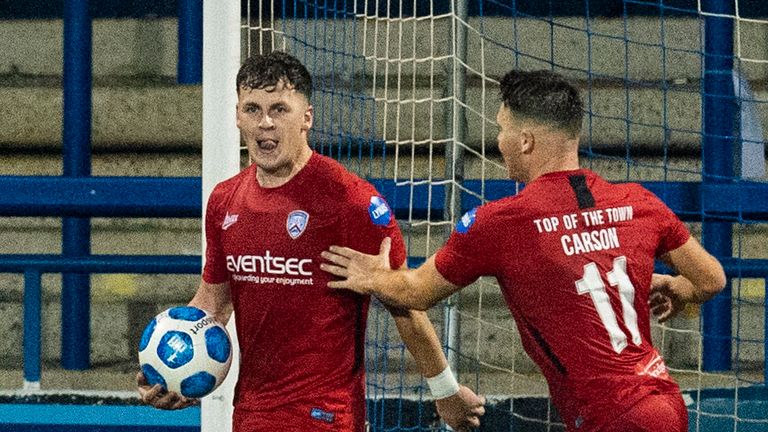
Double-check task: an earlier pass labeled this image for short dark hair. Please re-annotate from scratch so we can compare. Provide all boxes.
[499,69,583,136]
[236,51,313,101]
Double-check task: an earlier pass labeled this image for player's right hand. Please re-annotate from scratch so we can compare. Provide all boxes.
[649,273,685,322]
[435,384,486,431]
[136,371,199,410]
[322,237,393,295]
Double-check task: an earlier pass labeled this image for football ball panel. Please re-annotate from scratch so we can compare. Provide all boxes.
[141,363,167,389]
[180,371,218,398]
[168,306,207,321]
[139,317,157,352]
[157,331,195,369]
[205,326,231,363]
[138,306,232,399]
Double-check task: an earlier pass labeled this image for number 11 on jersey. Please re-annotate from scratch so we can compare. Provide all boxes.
[576,256,642,354]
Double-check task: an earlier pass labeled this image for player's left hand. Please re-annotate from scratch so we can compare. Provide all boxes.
[136,372,199,410]
[321,237,392,295]
[649,273,685,323]
[435,385,486,431]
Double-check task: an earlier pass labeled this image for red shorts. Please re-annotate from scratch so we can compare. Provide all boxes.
[233,402,365,432]
[601,392,688,432]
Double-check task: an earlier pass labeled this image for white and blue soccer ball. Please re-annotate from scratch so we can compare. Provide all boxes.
[138,306,232,399]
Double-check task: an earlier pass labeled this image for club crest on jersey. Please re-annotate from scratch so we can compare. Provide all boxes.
[286,210,309,239]
[456,207,477,234]
[368,196,391,226]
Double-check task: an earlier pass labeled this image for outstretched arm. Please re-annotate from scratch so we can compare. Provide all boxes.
[650,237,726,322]
[320,237,462,311]
[386,299,485,431]
[321,238,488,427]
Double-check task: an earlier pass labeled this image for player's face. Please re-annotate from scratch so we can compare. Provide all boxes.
[236,80,313,175]
[496,104,526,182]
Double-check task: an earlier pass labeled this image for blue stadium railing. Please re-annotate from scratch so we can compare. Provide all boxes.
[0,402,199,432]
[8,0,761,380]
[50,0,202,371]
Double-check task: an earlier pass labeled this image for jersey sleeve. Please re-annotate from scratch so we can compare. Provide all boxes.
[434,206,495,287]
[644,189,691,257]
[347,191,407,270]
[202,184,229,284]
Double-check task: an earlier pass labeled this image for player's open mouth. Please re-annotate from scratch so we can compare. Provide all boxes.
[257,140,278,151]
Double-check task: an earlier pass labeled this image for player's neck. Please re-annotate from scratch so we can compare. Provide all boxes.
[256,146,313,189]
[527,143,580,182]
[531,161,580,181]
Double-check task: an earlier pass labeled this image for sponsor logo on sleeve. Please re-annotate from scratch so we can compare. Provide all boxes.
[286,210,309,239]
[368,196,392,226]
[455,207,478,234]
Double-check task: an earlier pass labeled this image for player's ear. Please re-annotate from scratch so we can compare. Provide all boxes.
[520,129,535,154]
[302,104,314,131]
[235,88,243,128]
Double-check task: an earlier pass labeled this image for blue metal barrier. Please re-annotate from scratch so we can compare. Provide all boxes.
[0,403,199,432]
[1,175,767,386]
[1,176,766,220]
[3,255,201,387]
[2,391,767,432]
[56,0,203,368]
[62,0,93,371]
[177,0,202,84]
[702,0,737,373]
[0,176,201,218]
[22,270,41,387]
[12,254,198,387]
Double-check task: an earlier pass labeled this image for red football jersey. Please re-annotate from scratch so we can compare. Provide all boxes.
[203,152,406,432]
[435,169,690,432]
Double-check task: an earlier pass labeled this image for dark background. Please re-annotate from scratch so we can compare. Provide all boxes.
[1,0,767,19]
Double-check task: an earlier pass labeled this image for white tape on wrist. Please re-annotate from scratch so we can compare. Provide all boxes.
[426,367,460,399]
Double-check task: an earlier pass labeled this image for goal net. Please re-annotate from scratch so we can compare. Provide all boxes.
[224,1,768,431]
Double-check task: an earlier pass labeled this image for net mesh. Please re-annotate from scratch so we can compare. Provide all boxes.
[244,1,768,430]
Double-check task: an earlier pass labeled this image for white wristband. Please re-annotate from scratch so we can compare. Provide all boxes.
[426,367,460,399]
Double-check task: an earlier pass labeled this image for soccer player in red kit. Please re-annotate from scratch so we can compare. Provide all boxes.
[137,51,485,431]
[321,69,726,432]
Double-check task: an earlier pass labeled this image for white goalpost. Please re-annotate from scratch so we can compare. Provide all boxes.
[201,2,240,432]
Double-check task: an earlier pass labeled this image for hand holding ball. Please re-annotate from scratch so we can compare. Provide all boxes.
[138,306,232,399]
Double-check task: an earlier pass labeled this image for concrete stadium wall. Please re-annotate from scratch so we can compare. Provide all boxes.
[2,17,767,80]
[0,17,766,389]
[2,17,767,151]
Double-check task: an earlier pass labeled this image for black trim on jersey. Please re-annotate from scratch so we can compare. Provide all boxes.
[568,174,595,209]
[527,321,567,376]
